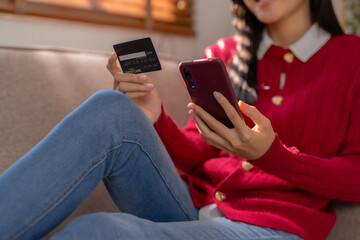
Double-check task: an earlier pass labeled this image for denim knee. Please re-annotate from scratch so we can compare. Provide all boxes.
[69,89,147,131]
[87,89,133,112]
[90,89,125,102]
[89,89,146,118]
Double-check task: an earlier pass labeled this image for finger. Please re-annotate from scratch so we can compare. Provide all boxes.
[188,108,211,135]
[189,109,233,150]
[213,91,249,133]
[239,101,271,131]
[107,52,122,76]
[188,103,244,150]
[187,102,231,138]
[116,82,154,93]
[114,73,148,84]
[125,91,151,99]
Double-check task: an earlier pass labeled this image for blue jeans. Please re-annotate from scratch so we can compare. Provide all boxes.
[0,90,302,240]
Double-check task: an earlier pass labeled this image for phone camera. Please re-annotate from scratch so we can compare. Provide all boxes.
[183,68,196,89]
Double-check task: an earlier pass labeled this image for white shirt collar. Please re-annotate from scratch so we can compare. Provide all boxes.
[257,23,331,62]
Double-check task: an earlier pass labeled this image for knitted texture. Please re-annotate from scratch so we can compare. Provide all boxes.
[154,34,360,240]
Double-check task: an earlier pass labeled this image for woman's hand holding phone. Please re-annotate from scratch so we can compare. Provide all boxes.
[188,91,275,160]
[107,52,162,124]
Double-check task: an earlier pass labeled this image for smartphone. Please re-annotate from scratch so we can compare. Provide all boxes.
[179,58,242,128]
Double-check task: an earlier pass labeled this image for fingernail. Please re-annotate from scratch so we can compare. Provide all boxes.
[239,100,248,109]
[188,109,195,116]
[145,83,153,89]
[187,103,194,109]
[213,91,220,98]
[139,75,147,83]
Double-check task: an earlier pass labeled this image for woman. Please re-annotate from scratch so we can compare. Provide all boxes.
[1,0,359,239]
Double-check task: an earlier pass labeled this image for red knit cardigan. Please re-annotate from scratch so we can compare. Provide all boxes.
[154,34,360,240]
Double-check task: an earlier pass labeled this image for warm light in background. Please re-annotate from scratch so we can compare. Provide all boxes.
[0,0,194,35]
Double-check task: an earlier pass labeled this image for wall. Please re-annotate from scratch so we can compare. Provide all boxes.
[0,0,235,61]
[0,0,347,60]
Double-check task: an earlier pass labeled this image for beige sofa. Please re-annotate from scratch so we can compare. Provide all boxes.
[0,46,359,239]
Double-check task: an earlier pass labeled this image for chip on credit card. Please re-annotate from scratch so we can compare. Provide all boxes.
[113,37,162,74]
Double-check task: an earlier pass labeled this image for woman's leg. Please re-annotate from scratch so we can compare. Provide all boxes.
[0,90,198,240]
[52,213,303,240]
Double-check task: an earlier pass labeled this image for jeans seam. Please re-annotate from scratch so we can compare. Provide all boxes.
[122,139,194,221]
[9,143,123,240]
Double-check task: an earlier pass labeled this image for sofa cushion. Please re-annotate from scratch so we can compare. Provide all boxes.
[0,46,190,172]
[0,46,189,239]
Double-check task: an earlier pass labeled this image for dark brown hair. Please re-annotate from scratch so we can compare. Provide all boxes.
[229,0,344,103]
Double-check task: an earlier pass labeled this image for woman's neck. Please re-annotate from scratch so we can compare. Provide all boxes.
[266,3,312,48]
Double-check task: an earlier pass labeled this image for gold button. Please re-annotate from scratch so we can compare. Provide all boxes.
[215,191,226,202]
[272,95,284,106]
[283,52,294,63]
[242,161,254,171]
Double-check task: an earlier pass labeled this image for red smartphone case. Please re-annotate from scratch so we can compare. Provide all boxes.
[179,58,242,128]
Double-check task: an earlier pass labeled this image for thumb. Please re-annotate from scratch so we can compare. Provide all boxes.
[239,101,268,130]
[107,52,122,76]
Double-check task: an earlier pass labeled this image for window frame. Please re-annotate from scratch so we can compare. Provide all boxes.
[0,0,195,35]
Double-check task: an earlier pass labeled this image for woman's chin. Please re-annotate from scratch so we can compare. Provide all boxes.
[255,14,280,25]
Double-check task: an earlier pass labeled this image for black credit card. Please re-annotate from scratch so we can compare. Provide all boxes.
[113,37,162,74]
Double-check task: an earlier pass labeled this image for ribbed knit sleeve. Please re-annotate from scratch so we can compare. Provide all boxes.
[253,134,360,203]
[154,106,218,172]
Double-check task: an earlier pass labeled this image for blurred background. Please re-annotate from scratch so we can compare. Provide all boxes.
[0,0,359,61]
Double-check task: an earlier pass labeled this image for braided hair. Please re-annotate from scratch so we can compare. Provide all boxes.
[228,0,343,104]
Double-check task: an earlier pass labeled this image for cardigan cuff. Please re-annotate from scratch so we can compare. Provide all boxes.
[251,134,299,173]
[154,104,168,131]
